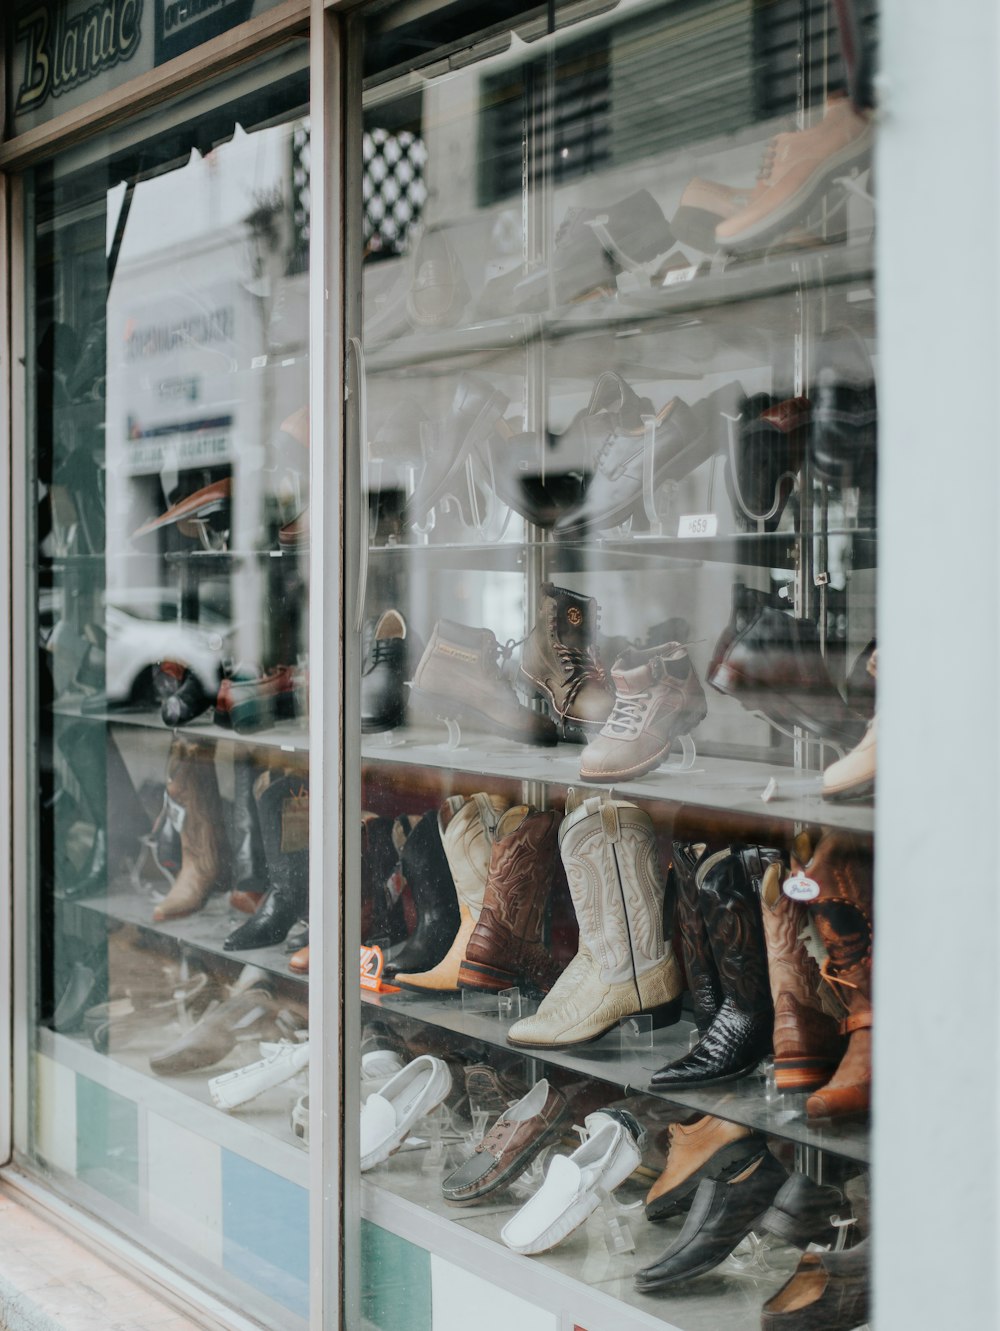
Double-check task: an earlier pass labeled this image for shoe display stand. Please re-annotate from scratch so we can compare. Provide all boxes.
[351,6,877,1328]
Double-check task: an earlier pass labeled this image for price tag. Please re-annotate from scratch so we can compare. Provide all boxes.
[783,872,820,902]
[662,264,700,287]
[360,945,400,994]
[677,513,718,539]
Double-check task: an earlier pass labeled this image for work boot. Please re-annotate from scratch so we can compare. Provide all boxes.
[716,96,873,252]
[760,861,844,1092]
[580,642,707,782]
[411,620,557,746]
[519,583,614,742]
[672,842,723,1034]
[507,795,682,1047]
[224,775,309,950]
[651,846,778,1089]
[153,739,228,921]
[395,793,509,993]
[458,806,562,995]
[382,800,462,979]
[798,833,874,1119]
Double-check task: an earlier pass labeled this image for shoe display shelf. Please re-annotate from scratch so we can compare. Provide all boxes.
[361,728,875,837]
[63,887,308,991]
[362,1146,803,1331]
[365,240,875,377]
[39,1024,308,1185]
[51,700,310,754]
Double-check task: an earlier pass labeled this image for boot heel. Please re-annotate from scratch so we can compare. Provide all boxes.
[457,960,518,993]
[774,1056,840,1093]
[645,997,683,1029]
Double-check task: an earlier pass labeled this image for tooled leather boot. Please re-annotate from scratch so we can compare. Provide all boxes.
[672,841,722,1034]
[382,800,462,979]
[410,620,557,746]
[798,833,873,1119]
[651,846,778,1089]
[506,795,683,1047]
[458,805,562,994]
[395,793,509,993]
[154,738,229,921]
[519,584,613,742]
[760,860,844,1092]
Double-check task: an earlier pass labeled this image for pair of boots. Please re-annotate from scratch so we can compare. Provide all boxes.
[152,740,308,953]
[394,795,564,997]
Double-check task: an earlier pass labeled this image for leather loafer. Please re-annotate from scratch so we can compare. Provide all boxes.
[761,1239,869,1330]
[634,1148,788,1291]
[644,1115,765,1222]
[360,1054,453,1171]
[500,1109,642,1255]
[442,1078,567,1205]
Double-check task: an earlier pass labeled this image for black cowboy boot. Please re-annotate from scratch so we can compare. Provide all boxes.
[230,748,268,900]
[672,842,723,1034]
[383,801,462,979]
[651,845,779,1089]
[225,775,309,951]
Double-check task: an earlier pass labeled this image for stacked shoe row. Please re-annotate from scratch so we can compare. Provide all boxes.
[362,582,877,801]
[359,1037,870,1329]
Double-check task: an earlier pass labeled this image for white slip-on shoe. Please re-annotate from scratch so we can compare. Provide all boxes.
[361,1048,408,1100]
[360,1054,453,1171]
[500,1110,642,1255]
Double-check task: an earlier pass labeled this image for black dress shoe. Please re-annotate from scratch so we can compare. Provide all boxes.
[725,394,808,532]
[761,1238,869,1330]
[361,610,410,732]
[160,668,214,727]
[708,606,865,746]
[382,805,461,979]
[651,846,777,1090]
[225,776,308,951]
[634,1148,787,1291]
[760,1172,849,1249]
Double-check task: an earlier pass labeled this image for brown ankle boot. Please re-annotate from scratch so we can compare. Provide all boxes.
[153,739,228,921]
[458,805,562,994]
[797,833,873,1119]
[519,583,613,740]
[761,861,844,1091]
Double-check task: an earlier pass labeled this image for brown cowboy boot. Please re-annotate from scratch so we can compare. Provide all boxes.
[761,860,844,1092]
[796,832,874,1118]
[458,805,562,994]
[153,739,229,921]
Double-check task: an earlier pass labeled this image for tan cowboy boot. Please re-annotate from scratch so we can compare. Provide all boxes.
[153,739,228,921]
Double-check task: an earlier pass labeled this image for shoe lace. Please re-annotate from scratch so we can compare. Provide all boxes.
[602,690,652,739]
[372,639,396,665]
[554,641,608,706]
[756,138,779,184]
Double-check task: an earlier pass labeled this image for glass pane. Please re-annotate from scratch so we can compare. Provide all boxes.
[351,2,876,1328]
[24,49,312,1327]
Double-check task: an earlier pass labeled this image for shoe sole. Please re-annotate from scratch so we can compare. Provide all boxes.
[717,125,874,253]
[506,996,683,1050]
[644,1136,767,1222]
[774,1056,842,1092]
[579,707,707,783]
[408,687,556,746]
[649,1055,764,1092]
[822,773,875,802]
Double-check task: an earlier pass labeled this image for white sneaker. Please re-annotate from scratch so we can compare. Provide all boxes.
[360,1054,453,1171]
[500,1110,642,1254]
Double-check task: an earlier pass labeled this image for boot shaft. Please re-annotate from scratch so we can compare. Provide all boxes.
[481,805,560,942]
[520,584,613,729]
[672,841,722,1032]
[698,846,778,1019]
[759,860,824,1008]
[440,793,509,914]
[559,795,666,985]
[800,832,874,1001]
[258,774,309,899]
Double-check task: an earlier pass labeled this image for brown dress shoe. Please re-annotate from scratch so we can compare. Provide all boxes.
[797,833,873,1119]
[761,862,844,1092]
[288,945,309,975]
[580,642,707,782]
[153,739,228,922]
[645,1115,765,1222]
[410,620,557,747]
[133,477,231,538]
[458,806,562,994]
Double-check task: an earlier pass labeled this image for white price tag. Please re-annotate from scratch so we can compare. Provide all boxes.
[677,513,718,539]
[783,872,820,902]
[663,264,700,287]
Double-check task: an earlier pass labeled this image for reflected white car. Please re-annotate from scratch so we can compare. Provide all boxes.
[103,590,234,705]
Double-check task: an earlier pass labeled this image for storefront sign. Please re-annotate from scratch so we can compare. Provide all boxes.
[6,0,284,135]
